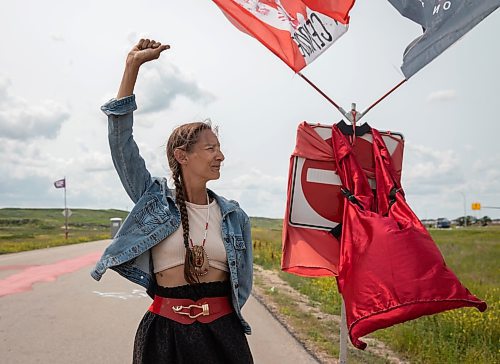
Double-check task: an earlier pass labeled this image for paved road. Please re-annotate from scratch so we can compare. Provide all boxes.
[0,240,318,363]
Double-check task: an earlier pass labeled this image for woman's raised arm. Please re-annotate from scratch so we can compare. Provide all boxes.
[104,39,170,203]
[117,39,170,98]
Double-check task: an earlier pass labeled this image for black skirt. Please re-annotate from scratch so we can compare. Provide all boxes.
[133,281,253,364]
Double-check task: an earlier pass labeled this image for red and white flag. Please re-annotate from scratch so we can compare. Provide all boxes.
[213,0,355,72]
[54,178,66,189]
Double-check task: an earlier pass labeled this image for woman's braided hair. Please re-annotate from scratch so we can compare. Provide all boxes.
[166,121,213,284]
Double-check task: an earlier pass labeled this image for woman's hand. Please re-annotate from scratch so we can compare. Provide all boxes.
[117,38,170,99]
[126,39,170,68]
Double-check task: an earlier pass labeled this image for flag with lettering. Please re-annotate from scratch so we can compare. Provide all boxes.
[212,0,355,72]
[54,178,66,189]
[388,0,500,79]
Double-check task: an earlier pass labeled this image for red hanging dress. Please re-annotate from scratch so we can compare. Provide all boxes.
[331,125,487,349]
[281,122,404,277]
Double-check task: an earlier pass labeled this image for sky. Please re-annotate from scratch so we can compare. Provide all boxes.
[1,1,499,220]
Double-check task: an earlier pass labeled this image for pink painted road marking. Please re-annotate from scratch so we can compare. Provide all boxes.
[0,265,39,271]
[0,251,101,297]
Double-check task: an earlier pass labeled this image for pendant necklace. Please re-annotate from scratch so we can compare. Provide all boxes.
[189,193,210,276]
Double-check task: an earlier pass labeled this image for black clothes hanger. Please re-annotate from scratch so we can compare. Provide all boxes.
[336,120,372,136]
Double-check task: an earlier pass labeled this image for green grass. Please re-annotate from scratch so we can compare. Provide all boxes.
[0,208,129,253]
[254,275,389,363]
[252,220,500,364]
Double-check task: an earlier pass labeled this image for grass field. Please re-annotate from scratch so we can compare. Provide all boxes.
[251,217,500,364]
[1,209,498,363]
[0,208,128,253]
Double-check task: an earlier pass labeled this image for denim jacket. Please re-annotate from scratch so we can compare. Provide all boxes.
[90,95,252,334]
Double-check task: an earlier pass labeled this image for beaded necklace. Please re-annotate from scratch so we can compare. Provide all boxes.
[188,193,210,276]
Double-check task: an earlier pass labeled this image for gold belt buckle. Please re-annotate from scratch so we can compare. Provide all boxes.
[172,303,210,319]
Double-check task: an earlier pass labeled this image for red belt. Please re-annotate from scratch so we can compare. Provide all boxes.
[149,296,233,324]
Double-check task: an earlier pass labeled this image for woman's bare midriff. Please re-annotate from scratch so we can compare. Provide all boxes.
[155,265,230,287]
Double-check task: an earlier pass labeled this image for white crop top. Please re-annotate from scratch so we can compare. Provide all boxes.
[152,199,229,273]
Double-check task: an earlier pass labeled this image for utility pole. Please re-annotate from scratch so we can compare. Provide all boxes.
[64,176,68,239]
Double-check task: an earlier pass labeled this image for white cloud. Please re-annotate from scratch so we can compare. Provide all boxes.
[50,34,65,42]
[0,137,129,209]
[427,89,457,102]
[0,77,70,140]
[131,62,215,114]
[401,144,500,219]
[471,155,500,195]
[213,168,287,217]
[403,143,464,194]
[0,0,498,221]
[0,139,59,179]
[0,77,11,99]
[136,63,216,115]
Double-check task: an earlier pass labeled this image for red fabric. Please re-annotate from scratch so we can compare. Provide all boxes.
[331,125,487,349]
[212,0,354,72]
[281,122,404,277]
[302,0,354,21]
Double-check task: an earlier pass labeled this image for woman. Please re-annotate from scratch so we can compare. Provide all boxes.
[91,39,254,363]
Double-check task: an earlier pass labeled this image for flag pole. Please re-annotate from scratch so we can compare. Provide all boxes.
[64,176,68,239]
[339,298,348,363]
[359,79,407,119]
[298,73,407,124]
[297,72,348,119]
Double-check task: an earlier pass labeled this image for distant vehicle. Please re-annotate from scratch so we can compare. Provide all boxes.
[436,218,451,228]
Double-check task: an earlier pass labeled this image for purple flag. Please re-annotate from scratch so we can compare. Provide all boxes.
[54,178,66,189]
